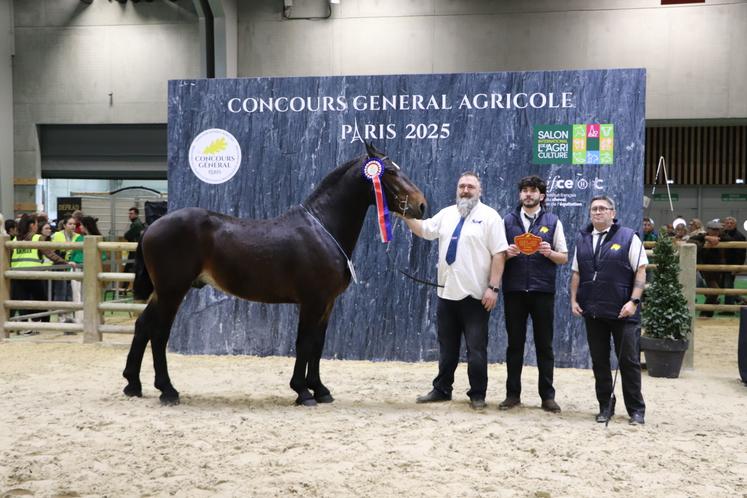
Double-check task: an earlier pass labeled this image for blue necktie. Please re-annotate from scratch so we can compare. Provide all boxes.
[445,217,466,265]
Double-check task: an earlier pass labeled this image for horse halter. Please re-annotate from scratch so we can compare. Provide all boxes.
[367,155,409,217]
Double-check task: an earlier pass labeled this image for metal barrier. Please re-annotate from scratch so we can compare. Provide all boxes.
[1,235,145,342]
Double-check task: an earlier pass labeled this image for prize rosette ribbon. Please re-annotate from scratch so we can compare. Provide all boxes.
[514,232,542,255]
[363,158,392,243]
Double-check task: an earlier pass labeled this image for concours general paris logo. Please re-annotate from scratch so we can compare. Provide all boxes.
[188,128,242,184]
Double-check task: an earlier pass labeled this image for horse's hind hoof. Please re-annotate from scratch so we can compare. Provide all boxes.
[315,393,334,404]
[123,384,142,398]
[159,394,180,406]
[295,397,317,407]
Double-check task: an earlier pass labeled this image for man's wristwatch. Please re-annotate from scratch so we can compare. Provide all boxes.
[630,298,641,306]
[488,285,500,293]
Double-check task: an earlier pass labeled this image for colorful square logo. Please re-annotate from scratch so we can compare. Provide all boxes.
[533,123,614,165]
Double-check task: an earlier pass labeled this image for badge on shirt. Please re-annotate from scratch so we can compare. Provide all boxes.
[539,226,549,234]
[514,232,542,255]
[610,243,621,251]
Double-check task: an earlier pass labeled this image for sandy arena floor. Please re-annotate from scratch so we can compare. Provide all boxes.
[1,317,746,497]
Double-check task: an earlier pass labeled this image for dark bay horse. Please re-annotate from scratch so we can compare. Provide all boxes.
[123,143,427,406]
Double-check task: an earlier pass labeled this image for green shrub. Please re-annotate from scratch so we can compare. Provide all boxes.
[642,235,691,341]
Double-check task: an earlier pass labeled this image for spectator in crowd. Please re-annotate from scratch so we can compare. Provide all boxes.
[123,207,145,275]
[50,215,78,318]
[69,216,105,322]
[35,212,49,232]
[673,220,690,244]
[10,215,73,330]
[4,218,17,239]
[690,220,732,317]
[689,218,706,238]
[722,216,746,307]
[71,210,84,234]
[642,217,658,242]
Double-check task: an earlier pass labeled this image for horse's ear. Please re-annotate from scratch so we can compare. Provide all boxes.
[365,141,377,157]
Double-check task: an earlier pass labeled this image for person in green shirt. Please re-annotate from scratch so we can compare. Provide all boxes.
[69,216,106,322]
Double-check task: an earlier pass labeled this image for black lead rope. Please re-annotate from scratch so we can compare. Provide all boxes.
[384,250,443,288]
[384,218,444,288]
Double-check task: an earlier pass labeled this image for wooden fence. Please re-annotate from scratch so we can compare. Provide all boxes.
[0,235,144,342]
[645,240,747,313]
[1,236,744,348]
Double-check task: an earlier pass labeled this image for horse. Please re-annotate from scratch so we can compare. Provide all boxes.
[122,143,427,406]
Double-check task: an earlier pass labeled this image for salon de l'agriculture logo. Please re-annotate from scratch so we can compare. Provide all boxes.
[532,124,613,165]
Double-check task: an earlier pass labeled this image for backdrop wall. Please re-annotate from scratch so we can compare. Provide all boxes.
[167,68,646,368]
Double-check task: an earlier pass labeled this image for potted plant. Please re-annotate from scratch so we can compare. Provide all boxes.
[640,234,692,378]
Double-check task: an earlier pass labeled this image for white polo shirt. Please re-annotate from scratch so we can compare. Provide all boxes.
[421,201,508,300]
[571,229,649,271]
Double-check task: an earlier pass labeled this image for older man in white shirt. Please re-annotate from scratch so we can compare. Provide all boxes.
[404,171,508,410]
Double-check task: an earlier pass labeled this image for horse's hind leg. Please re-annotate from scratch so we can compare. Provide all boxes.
[149,295,184,405]
[122,302,154,397]
[290,303,329,406]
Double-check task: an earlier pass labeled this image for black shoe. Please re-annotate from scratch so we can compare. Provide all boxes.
[416,389,451,403]
[498,396,521,410]
[595,398,616,423]
[469,397,486,410]
[541,399,561,413]
[629,412,645,425]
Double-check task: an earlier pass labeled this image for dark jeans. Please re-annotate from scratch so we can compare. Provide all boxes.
[433,296,489,400]
[503,291,556,400]
[723,272,743,306]
[11,279,47,321]
[701,272,726,317]
[584,316,645,416]
[52,280,72,302]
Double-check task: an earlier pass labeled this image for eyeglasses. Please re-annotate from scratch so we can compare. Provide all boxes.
[590,206,612,213]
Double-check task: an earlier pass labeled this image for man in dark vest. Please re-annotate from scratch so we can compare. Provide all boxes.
[498,175,567,413]
[570,196,648,425]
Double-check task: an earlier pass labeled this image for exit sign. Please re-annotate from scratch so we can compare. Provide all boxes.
[722,193,747,202]
[653,193,679,202]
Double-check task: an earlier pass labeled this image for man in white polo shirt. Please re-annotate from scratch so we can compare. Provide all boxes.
[403,171,508,410]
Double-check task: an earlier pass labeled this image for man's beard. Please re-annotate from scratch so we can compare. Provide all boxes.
[456,195,478,218]
[522,198,540,209]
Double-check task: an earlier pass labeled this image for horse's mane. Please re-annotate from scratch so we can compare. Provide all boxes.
[302,154,364,205]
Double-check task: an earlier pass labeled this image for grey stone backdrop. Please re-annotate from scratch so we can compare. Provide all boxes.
[167,69,645,368]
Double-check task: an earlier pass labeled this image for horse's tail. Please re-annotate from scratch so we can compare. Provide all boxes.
[132,231,154,300]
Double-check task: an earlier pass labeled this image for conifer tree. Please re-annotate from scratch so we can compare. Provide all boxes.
[642,235,691,341]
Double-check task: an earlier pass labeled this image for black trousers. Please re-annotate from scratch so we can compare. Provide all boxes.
[433,297,489,399]
[584,316,646,416]
[503,291,556,400]
[701,272,726,317]
[11,279,47,321]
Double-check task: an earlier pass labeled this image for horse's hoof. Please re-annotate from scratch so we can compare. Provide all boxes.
[123,384,143,398]
[295,397,317,407]
[159,394,180,406]
[315,393,334,404]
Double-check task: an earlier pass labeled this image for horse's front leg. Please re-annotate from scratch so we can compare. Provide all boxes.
[291,303,328,406]
[306,321,333,404]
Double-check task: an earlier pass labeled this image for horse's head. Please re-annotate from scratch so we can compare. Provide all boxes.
[364,142,427,220]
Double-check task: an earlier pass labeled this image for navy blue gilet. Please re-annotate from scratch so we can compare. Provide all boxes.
[575,221,639,322]
[502,208,558,293]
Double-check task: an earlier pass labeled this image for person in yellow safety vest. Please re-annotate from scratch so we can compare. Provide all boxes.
[50,215,77,308]
[10,214,76,329]
[39,222,54,266]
